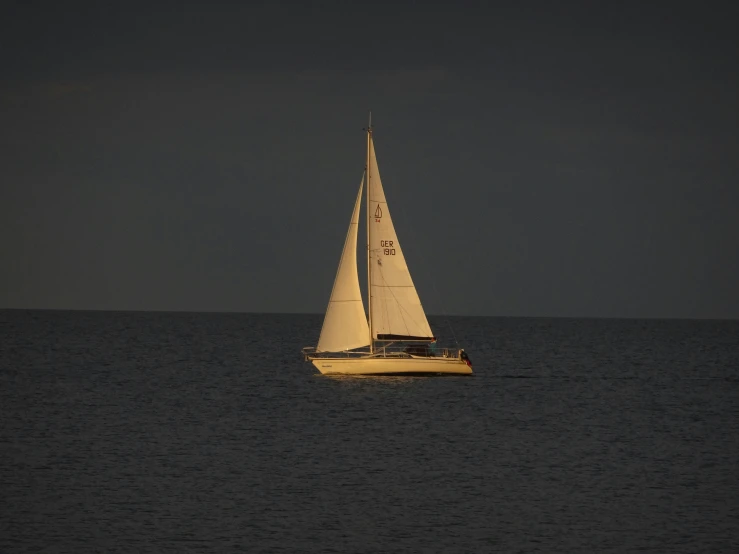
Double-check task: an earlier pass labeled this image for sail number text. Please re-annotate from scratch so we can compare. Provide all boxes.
[380,240,396,255]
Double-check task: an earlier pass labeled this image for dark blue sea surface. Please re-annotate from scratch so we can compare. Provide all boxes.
[1,310,738,552]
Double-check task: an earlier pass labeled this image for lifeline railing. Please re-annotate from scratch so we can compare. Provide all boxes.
[302,344,464,361]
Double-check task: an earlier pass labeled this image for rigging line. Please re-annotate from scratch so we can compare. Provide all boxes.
[379,266,412,337]
[394,186,459,349]
[375,263,394,336]
[374,262,425,339]
[380,266,415,335]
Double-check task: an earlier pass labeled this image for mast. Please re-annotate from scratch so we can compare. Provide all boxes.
[366,112,373,353]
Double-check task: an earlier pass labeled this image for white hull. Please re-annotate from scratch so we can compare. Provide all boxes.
[310,356,472,375]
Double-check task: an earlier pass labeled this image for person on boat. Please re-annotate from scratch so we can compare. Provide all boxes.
[429,337,438,355]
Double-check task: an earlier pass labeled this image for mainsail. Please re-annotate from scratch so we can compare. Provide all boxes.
[316,178,370,352]
[367,139,434,341]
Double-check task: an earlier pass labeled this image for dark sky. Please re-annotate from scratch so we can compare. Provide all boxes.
[2,1,738,318]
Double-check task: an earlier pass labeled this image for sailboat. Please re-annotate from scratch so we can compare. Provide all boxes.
[302,117,472,375]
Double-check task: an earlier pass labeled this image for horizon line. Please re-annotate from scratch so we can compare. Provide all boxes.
[1,307,737,322]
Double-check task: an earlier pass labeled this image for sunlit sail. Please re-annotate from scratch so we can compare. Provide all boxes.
[302,116,472,375]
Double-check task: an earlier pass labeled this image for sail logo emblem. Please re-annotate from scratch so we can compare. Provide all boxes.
[374,205,382,222]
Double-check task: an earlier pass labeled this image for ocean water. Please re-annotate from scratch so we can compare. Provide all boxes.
[1,310,738,553]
